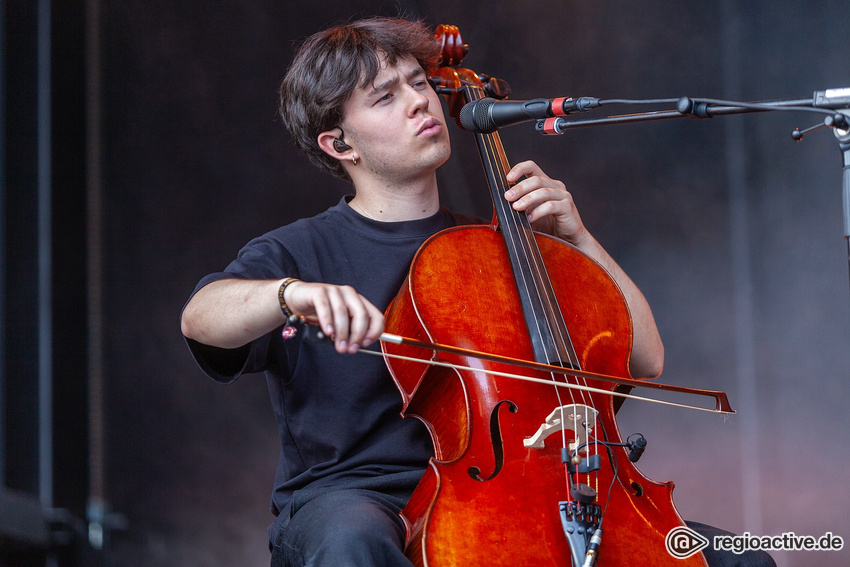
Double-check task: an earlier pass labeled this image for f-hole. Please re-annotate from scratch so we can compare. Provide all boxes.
[468,400,518,482]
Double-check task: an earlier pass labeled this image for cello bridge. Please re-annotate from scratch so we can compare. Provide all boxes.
[523,404,598,452]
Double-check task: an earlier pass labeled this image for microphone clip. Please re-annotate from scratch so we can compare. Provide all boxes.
[627,434,647,463]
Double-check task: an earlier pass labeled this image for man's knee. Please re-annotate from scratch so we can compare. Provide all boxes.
[273,489,409,567]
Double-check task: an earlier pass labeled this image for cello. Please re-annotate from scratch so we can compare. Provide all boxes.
[382,25,718,566]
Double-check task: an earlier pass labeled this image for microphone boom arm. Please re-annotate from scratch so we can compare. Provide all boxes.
[535,95,847,135]
[531,91,850,292]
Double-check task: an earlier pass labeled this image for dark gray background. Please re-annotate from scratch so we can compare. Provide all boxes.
[68,1,850,565]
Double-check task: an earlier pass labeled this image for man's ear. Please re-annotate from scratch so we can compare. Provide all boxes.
[317,129,351,159]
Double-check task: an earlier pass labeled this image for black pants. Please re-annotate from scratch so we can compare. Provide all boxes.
[270,488,411,567]
[270,488,776,567]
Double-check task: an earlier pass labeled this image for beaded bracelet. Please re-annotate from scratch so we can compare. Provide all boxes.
[277,278,300,318]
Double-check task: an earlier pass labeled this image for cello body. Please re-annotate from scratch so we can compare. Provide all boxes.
[385,228,706,566]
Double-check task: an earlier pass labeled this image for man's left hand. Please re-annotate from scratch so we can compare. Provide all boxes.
[504,160,590,247]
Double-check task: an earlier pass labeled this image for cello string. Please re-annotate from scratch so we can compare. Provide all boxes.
[507,197,590,482]
[508,212,600,479]
[463,86,579,477]
[473,106,597,493]
[459,83,620,505]
[478,130,577,483]
[483,128,593,487]
[505,155,603,489]
[480,128,579,372]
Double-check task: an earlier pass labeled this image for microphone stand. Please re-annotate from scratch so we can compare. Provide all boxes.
[835,125,850,293]
[533,93,850,291]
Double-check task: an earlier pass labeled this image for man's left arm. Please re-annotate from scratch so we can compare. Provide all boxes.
[504,160,664,379]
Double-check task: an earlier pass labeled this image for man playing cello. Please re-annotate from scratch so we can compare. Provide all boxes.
[181,16,774,567]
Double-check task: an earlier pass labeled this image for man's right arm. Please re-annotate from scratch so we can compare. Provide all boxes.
[181,278,287,349]
[181,278,385,354]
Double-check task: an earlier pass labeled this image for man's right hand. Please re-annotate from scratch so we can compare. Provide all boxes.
[181,278,384,354]
[283,280,385,354]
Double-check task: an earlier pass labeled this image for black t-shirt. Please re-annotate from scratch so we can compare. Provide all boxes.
[185,197,480,516]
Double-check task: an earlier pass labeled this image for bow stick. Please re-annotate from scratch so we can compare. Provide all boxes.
[298,321,735,415]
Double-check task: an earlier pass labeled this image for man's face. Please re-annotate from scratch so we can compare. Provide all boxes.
[340,54,451,184]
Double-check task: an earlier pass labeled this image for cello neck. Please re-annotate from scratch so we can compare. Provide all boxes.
[463,83,580,369]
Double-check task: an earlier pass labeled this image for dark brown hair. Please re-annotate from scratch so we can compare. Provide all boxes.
[278,17,441,180]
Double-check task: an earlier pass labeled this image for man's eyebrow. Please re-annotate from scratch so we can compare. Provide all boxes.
[369,66,426,95]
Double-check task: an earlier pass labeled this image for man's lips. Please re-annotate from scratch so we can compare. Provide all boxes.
[417,117,442,136]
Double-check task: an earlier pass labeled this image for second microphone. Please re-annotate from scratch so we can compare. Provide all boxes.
[458,96,601,133]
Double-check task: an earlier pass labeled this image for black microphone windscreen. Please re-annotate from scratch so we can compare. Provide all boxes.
[459,98,497,133]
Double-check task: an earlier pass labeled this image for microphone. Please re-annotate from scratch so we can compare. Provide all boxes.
[627,435,647,463]
[459,96,600,133]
